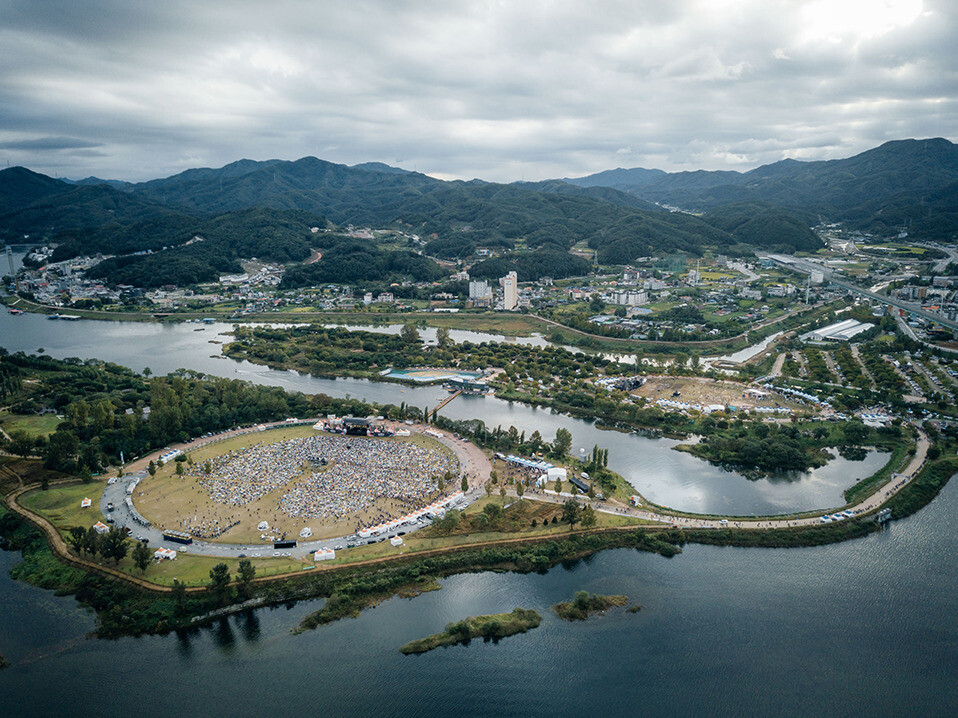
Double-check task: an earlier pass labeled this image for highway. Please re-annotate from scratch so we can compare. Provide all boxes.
[762,254,958,333]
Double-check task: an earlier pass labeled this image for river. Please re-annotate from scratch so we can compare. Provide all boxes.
[1,248,956,714]
[0,308,886,516]
[1,475,955,715]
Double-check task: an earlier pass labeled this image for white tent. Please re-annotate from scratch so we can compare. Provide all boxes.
[299,527,312,538]
[313,548,335,561]
[547,467,567,480]
[80,497,92,508]
[93,521,109,534]
[257,521,270,531]
[390,536,404,547]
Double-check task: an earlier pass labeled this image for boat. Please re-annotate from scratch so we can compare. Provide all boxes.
[7,308,23,315]
[47,313,61,320]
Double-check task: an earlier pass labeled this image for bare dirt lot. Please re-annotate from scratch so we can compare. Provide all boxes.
[632,375,808,413]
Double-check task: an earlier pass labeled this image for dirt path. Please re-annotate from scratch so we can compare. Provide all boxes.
[770,352,786,377]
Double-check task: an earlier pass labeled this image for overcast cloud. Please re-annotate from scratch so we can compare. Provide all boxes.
[0,0,955,182]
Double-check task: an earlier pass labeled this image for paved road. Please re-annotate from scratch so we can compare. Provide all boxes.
[109,420,491,559]
[92,417,929,559]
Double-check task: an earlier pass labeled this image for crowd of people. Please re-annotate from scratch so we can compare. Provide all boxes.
[184,434,459,526]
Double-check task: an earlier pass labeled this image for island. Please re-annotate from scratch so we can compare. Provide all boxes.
[552,591,629,621]
[399,608,542,654]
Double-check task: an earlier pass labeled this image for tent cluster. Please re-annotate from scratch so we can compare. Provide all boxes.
[357,491,465,539]
[154,547,177,560]
[159,448,183,464]
[313,547,335,561]
[762,384,830,407]
[503,455,554,471]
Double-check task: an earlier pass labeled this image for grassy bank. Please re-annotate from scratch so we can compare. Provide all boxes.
[843,441,910,505]
[400,607,541,654]
[2,450,954,639]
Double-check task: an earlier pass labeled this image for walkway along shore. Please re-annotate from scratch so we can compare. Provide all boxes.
[2,424,930,594]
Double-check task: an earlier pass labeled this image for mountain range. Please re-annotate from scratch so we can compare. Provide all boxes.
[563,138,958,239]
[1,138,955,288]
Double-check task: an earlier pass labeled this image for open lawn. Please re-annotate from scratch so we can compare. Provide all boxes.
[135,426,457,544]
[1,412,62,438]
[20,482,105,534]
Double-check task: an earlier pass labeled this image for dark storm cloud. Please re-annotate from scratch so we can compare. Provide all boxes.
[0,0,954,181]
[0,137,102,150]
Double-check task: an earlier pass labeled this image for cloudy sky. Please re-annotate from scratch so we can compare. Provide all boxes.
[0,0,954,182]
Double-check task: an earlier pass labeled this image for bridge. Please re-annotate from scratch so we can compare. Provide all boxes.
[432,389,462,413]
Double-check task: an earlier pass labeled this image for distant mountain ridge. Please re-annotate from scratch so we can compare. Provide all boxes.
[564,138,958,239]
[9,140,953,287]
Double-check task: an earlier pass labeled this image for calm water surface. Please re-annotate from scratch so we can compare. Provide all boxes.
[0,308,883,515]
[1,477,955,716]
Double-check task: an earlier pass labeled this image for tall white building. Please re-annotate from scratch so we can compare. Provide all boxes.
[500,271,518,310]
[469,280,492,300]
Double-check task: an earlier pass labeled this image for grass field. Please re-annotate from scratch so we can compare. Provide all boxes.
[20,482,105,533]
[0,412,63,438]
[135,425,458,545]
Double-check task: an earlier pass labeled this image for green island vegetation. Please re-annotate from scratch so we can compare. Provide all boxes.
[399,608,542,654]
[552,591,629,621]
[679,418,907,474]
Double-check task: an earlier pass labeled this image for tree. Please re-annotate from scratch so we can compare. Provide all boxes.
[79,466,93,484]
[436,326,452,348]
[172,578,186,615]
[83,526,101,556]
[554,477,562,493]
[485,483,492,497]
[147,460,156,477]
[175,462,184,476]
[551,427,572,458]
[499,486,507,501]
[843,421,870,445]
[67,526,86,553]
[237,558,256,599]
[101,527,130,564]
[132,540,152,572]
[580,504,597,528]
[44,429,79,471]
[461,475,469,492]
[587,483,596,500]
[8,429,33,460]
[208,563,232,605]
[400,322,420,344]
[516,481,525,499]
[562,499,581,528]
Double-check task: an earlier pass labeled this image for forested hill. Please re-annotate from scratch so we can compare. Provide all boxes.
[565,138,958,240]
[0,159,824,279]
